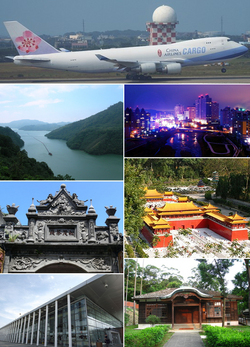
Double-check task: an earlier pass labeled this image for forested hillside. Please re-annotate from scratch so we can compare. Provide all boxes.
[0,126,24,148]
[0,134,70,180]
[46,102,123,155]
[125,158,250,239]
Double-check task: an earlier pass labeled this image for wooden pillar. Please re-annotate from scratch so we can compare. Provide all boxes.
[199,301,202,328]
[172,301,174,329]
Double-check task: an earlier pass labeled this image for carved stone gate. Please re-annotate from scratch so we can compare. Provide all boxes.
[0,184,123,273]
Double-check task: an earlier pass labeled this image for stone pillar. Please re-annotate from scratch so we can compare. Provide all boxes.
[55,300,58,347]
[26,314,31,344]
[18,318,23,343]
[67,294,72,347]
[22,316,27,344]
[31,311,35,345]
[16,319,21,343]
[45,305,48,346]
[37,309,41,346]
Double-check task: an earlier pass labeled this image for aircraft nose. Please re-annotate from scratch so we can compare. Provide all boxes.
[239,44,248,53]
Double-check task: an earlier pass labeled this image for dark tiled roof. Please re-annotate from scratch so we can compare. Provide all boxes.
[133,287,242,300]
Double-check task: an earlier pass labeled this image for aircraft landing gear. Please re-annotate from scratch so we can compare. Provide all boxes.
[126,73,152,80]
[221,68,226,73]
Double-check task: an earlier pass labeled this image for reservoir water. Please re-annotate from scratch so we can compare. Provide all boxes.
[14,129,123,180]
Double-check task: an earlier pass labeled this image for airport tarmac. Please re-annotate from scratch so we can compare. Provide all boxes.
[1,75,250,84]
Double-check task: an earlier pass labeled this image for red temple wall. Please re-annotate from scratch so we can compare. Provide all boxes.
[207,219,248,241]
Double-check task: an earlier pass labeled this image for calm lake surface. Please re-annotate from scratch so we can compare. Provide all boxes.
[14,130,123,180]
[165,131,202,157]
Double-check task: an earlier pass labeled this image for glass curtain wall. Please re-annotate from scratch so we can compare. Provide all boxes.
[58,306,68,347]
[86,298,122,347]
[71,298,88,347]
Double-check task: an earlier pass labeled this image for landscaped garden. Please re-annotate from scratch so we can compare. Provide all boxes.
[202,325,250,347]
[125,324,173,347]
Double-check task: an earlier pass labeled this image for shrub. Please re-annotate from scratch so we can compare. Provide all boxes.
[145,315,161,326]
[125,325,170,347]
[125,244,135,258]
[203,325,250,347]
[125,313,130,326]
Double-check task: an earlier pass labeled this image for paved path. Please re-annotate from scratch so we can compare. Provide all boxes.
[164,332,205,347]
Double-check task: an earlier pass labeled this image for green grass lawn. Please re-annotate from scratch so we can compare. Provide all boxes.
[226,325,250,331]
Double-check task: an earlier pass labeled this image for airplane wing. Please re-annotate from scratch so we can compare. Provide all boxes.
[95,54,186,71]
[95,54,139,70]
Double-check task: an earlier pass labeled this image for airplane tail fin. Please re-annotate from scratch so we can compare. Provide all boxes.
[4,21,59,55]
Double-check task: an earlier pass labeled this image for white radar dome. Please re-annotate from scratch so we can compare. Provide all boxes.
[152,5,177,23]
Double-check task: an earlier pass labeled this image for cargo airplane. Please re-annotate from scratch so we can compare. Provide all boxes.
[4,21,248,80]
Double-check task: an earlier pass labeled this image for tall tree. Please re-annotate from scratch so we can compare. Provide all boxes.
[196,260,235,327]
[124,159,147,238]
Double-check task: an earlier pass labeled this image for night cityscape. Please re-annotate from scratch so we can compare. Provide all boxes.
[125,85,250,157]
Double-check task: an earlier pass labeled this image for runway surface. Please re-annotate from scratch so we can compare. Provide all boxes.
[1,75,250,84]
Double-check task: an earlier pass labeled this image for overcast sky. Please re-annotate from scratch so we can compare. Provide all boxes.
[131,258,246,292]
[0,0,249,36]
[0,181,123,227]
[0,274,96,328]
[0,85,123,124]
[125,84,250,111]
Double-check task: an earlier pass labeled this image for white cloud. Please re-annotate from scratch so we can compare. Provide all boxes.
[20,98,62,108]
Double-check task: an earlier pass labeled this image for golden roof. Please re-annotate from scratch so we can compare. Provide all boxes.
[144,189,164,199]
[144,215,171,229]
[178,197,188,202]
[206,211,247,225]
[157,201,202,213]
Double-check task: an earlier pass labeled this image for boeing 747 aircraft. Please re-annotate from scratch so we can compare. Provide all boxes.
[4,21,248,80]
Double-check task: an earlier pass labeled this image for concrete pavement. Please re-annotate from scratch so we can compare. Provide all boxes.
[164,332,205,347]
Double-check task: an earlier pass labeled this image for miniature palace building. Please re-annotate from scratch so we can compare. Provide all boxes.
[142,189,248,247]
[0,184,123,273]
[134,286,242,328]
[0,274,123,347]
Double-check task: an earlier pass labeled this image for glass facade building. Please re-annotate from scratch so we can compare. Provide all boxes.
[0,274,123,347]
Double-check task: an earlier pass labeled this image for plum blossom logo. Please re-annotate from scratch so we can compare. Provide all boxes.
[15,30,41,53]
[158,49,162,57]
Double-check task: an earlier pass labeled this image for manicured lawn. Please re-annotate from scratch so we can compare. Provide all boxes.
[227,325,250,332]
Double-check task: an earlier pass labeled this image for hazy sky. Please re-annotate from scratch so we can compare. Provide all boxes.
[125,84,250,111]
[0,85,123,123]
[0,0,249,36]
[0,274,95,328]
[130,258,246,292]
[0,181,124,227]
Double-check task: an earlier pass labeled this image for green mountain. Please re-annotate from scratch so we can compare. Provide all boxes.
[0,126,24,148]
[46,102,123,155]
[20,123,69,131]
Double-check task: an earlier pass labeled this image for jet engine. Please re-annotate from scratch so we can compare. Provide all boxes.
[134,63,157,74]
[161,63,182,74]
[132,62,182,75]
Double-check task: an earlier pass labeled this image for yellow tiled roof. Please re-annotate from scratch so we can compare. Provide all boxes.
[157,202,202,213]
[144,189,164,199]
